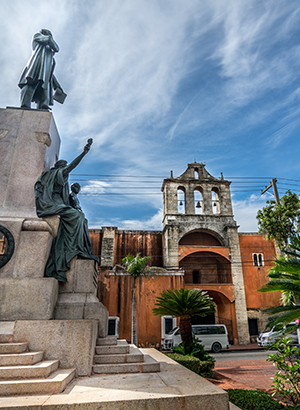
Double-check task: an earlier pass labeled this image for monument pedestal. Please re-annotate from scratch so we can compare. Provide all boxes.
[54,258,109,338]
[0,108,61,320]
[0,107,60,218]
[0,107,108,376]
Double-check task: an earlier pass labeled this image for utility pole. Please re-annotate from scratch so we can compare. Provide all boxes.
[261,178,280,203]
[261,178,282,256]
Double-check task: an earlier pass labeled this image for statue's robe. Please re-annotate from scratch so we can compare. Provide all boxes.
[18,32,59,106]
[35,166,98,282]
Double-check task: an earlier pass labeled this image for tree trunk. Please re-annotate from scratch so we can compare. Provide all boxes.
[131,283,138,346]
[179,314,192,346]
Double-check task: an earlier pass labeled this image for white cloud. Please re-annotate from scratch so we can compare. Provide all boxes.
[233,194,269,232]
[89,208,163,231]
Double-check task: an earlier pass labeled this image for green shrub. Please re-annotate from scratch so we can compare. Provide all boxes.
[166,352,215,377]
[226,389,297,410]
[172,336,213,361]
[267,338,300,405]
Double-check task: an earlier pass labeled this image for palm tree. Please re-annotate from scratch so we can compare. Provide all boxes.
[153,288,215,346]
[122,254,150,346]
[259,237,300,328]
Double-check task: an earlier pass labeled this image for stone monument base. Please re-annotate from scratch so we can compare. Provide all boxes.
[9,319,98,376]
[54,258,108,338]
[0,278,58,320]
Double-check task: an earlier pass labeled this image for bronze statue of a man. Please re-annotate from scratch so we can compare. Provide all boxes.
[18,29,66,110]
[35,139,98,282]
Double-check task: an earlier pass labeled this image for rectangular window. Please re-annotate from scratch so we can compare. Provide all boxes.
[248,318,258,336]
[253,253,264,267]
[108,316,119,337]
[193,270,200,284]
[165,318,173,334]
[161,316,177,338]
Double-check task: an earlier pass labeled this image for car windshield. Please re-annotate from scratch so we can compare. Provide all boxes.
[262,325,272,333]
[166,327,178,335]
[273,324,284,332]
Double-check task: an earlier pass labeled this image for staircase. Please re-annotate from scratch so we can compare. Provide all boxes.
[93,336,160,374]
[0,334,75,396]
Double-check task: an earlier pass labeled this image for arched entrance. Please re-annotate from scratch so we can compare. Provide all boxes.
[179,251,232,284]
[190,289,235,344]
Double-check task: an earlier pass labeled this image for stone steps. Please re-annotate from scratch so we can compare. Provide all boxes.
[0,342,28,354]
[94,345,144,364]
[93,338,160,375]
[0,368,76,396]
[0,360,59,379]
[93,354,160,374]
[0,337,75,396]
[0,351,44,366]
[96,335,117,346]
[95,339,129,355]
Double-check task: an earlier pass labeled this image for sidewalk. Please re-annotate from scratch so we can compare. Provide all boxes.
[212,343,276,392]
[223,342,264,352]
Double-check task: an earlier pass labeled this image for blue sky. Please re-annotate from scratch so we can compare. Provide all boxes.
[1,0,300,232]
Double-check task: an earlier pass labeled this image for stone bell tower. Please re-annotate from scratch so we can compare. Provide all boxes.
[161,162,250,344]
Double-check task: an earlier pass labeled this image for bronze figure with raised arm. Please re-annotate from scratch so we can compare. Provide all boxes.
[35,139,98,282]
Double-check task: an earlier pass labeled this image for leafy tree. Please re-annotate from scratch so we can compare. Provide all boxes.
[258,236,300,328]
[122,254,150,346]
[256,190,300,249]
[153,288,215,346]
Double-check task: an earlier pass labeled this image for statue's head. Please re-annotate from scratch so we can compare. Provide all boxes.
[40,29,52,36]
[55,160,68,168]
[71,183,81,194]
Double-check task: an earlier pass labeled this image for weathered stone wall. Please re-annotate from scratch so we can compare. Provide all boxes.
[161,163,250,344]
[89,229,163,268]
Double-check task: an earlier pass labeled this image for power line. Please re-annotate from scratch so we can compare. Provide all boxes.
[72,174,164,178]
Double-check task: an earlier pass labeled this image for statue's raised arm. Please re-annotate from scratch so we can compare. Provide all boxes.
[63,139,93,176]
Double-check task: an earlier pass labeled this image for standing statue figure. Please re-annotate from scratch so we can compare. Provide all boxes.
[35,139,98,282]
[18,29,66,110]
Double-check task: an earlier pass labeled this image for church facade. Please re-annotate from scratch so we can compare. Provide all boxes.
[90,163,280,346]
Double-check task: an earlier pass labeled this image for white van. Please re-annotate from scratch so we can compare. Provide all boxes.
[161,324,230,353]
[257,322,299,347]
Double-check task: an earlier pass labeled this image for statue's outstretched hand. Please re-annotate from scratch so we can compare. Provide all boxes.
[84,138,93,153]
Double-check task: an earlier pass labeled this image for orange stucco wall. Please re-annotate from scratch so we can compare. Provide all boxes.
[98,267,184,346]
[239,234,281,309]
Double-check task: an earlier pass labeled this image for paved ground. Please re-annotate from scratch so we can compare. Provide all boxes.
[210,344,277,392]
[214,357,277,391]
[0,349,230,410]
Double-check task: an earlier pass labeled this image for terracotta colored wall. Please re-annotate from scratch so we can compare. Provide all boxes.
[115,231,163,267]
[239,234,281,309]
[89,230,102,259]
[98,270,183,346]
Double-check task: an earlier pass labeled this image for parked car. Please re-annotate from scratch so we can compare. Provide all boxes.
[257,322,299,347]
[161,324,230,353]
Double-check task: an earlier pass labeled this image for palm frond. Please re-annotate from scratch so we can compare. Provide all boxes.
[153,288,215,318]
